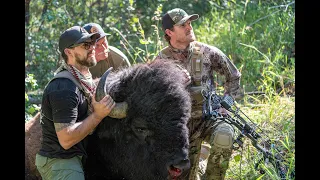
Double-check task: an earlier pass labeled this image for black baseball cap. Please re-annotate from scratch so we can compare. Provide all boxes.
[162,8,199,31]
[83,23,111,41]
[58,26,100,54]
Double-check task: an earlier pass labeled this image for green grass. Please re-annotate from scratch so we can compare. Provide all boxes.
[25,1,295,179]
[194,1,295,93]
[225,95,295,180]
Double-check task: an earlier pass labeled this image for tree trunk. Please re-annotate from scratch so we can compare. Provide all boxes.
[25,0,31,26]
[38,0,53,32]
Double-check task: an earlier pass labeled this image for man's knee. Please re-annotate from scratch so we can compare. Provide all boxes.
[211,123,234,149]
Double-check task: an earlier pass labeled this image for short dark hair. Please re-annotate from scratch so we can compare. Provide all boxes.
[164,27,174,43]
[60,45,77,63]
[61,51,68,63]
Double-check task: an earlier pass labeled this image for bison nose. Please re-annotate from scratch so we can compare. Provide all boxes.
[168,158,190,178]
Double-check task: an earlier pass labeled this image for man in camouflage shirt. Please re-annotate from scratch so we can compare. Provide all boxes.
[83,23,131,80]
[154,8,242,180]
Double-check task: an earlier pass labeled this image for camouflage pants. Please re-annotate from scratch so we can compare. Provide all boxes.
[187,108,233,180]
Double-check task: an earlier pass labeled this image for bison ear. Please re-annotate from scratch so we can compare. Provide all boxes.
[95,67,113,102]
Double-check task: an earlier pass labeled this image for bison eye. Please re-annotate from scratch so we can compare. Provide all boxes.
[137,128,146,132]
[132,126,153,140]
[134,127,148,134]
[131,118,153,141]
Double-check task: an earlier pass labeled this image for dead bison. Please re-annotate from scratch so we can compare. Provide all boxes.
[84,60,191,180]
[25,60,191,180]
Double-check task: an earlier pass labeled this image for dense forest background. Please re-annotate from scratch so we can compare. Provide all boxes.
[25,0,295,179]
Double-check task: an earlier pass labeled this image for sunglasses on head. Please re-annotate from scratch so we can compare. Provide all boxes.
[68,41,94,50]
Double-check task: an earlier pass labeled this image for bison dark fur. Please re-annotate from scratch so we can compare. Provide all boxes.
[84,60,192,180]
[25,60,192,180]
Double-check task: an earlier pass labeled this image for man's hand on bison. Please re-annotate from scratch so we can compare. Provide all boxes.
[181,68,191,86]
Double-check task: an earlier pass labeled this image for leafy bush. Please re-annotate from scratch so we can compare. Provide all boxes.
[25,74,41,122]
[25,1,295,178]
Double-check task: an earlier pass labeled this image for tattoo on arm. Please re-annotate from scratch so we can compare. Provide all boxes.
[54,123,72,132]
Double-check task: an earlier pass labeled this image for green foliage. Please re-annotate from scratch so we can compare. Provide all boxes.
[25,74,38,90]
[227,95,295,179]
[194,0,295,93]
[25,74,41,122]
[110,3,164,63]
[25,1,294,178]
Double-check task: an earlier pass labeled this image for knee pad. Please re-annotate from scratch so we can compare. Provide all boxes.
[212,123,234,149]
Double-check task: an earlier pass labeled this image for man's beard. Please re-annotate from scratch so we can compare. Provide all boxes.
[187,31,196,42]
[75,52,97,67]
[177,31,196,45]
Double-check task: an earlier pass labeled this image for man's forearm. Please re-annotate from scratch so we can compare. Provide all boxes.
[55,113,104,150]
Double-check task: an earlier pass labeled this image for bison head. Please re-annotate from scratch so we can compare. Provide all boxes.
[84,60,192,180]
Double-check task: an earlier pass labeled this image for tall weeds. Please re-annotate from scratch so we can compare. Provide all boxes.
[25,1,295,178]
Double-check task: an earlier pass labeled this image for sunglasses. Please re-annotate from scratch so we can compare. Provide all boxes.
[68,42,94,50]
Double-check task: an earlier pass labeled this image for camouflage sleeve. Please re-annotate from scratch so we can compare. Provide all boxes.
[202,44,242,99]
[153,47,170,61]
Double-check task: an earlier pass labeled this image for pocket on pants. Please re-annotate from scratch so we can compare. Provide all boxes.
[51,156,85,180]
[52,156,84,173]
[35,153,48,167]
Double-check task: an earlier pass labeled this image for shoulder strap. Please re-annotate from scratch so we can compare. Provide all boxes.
[190,43,204,86]
[40,70,85,123]
[45,70,84,92]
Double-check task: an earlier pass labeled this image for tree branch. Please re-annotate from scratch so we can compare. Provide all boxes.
[38,0,53,32]
[25,0,31,26]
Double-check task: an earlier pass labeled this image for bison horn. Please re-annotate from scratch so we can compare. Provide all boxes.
[95,67,128,119]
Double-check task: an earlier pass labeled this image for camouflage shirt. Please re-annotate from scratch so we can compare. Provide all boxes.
[154,41,241,98]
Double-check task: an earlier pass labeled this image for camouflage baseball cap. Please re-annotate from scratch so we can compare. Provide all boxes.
[162,8,199,30]
[83,23,111,41]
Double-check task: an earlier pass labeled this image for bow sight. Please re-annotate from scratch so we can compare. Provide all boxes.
[200,87,295,180]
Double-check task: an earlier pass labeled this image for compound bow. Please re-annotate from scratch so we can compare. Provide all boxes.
[192,84,295,179]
